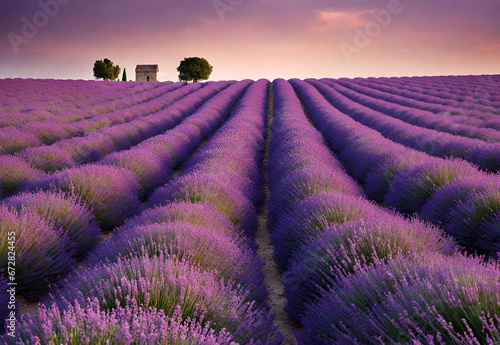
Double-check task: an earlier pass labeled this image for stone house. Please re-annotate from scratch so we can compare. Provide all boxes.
[135,65,159,81]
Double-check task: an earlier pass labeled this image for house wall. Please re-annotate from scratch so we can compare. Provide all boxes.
[136,71,158,81]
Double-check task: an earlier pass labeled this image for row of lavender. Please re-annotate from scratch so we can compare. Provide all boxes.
[0,79,251,319]
[0,79,158,127]
[344,76,500,115]
[0,81,231,198]
[291,78,500,258]
[2,80,281,344]
[340,77,500,120]
[309,79,500,173]
[368,75,500,106]
[0,81,184,154]
[328,77,500,134]
[381,74,500,95]
[269,79,500,344]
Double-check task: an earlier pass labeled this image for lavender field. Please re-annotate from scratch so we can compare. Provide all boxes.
[1,75,500,344]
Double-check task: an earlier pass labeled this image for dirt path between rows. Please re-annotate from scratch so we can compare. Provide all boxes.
[255,84,297,344]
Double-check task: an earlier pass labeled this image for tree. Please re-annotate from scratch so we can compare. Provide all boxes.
[122,68,127,81]
[93,58,121,81]
[177,57,213,83]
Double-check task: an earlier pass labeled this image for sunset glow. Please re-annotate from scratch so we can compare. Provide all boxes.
[1,0,499,81]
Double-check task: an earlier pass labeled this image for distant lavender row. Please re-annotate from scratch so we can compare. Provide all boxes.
[99,79,252,201]
[366,75,500,107]
[360,77,500,113]
[0,79,161,127]
[5,80,282,344]
[270,79,500,345]
[0,78,135,111]
[0,82,188,154]
[321,79,500,142]
[40,82,176,123]
[335,78,499,121]
[14,82,203,169]
[18,79,249,226]
[310,79,500,172]
[0,81,226,197]
[350,77,500,114]
[0,80,251,302]
[384,74,500,96]
[291,78,500,258]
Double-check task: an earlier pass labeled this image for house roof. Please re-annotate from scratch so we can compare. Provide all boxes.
[135,65,159,72]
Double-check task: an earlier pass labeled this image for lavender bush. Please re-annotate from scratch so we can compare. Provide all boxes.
[148,172,257,235]
[299,253,500,345]
[0,156,42,196]
[5,190,101,259]
[99,149,171,200]
[23,164,142,229]
[4,299,233,345]
[117,201,237,236]
[0,206,74,299]
[18,146,77,173]
[86,221,266,304]
[55,253,279,344]
[271,191,381,269]
[283,218,457,322]
[384,158,480,214]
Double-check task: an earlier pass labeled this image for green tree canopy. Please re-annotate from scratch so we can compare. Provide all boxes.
[122,68,127,81]
[177,57,213,83]
[93,58,121,81]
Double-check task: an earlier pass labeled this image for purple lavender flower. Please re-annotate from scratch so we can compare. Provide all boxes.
[0,156,42,196]
[271,191,382,269]
[4,298,234,344]
[18,146,77,173]
[22,122,70,144]
[148,172,257,235]
[87,220,266,304]
[0,127,41,154]
[51,164,142,229]
[446,190,500,257]
[99,148,172,200]
[283,218,457,323]
[5,190,101,259]
[183,148,263,186]
[119,201,237,234]
[186,164,263,204]
[384,159,482,215]
[365,150,427,202]
[299,252,500,345]
[55,253,279,344]
[0,206,75,299]
[268,166,363,224]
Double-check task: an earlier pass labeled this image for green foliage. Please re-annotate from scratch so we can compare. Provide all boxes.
[121,68,127,82]
[93,58,121,81]
[177,57,213,83]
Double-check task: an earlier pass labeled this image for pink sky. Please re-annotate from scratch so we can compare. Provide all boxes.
[0,0,499,81]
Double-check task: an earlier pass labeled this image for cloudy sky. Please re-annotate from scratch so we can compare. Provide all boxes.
[0,0,499,81]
